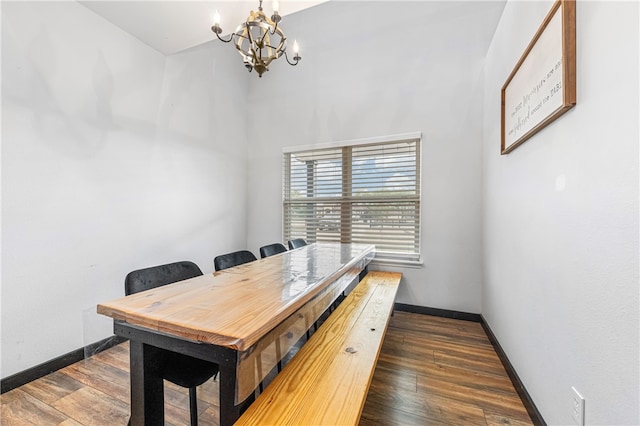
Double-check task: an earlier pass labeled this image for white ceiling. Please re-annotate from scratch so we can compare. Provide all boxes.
[80,0,327,55]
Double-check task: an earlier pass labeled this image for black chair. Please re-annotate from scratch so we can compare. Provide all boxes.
[214,250,257,271]
[259,243,287,259]
[287,238,308,249]
[124,261,218,426]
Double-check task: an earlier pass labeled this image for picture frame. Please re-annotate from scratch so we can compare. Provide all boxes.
[501,0,576,155]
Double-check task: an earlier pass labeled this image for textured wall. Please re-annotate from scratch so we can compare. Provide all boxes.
[482,1,639,424]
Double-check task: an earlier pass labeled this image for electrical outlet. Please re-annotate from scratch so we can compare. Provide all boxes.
[572,386,585,425]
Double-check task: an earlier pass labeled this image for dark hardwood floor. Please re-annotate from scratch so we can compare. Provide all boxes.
[1,312,532,425]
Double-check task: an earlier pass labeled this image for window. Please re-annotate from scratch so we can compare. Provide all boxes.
[283,133,421,262]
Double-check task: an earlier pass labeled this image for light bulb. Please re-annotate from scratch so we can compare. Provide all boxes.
[213,10,221,26]
[293,40,300,54]
[273,0,279,13]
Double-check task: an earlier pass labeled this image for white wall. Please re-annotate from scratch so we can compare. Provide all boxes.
[156,42,250,265]
[245,1,505,313]
[482,1,639,424]
[1,2,248,378]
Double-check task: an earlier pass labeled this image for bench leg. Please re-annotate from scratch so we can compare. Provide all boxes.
[276,339,283,373]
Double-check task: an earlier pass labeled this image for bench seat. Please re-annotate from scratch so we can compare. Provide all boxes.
[235,271,402,425]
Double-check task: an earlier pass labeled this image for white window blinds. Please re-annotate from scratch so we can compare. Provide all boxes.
[283,134,421,261]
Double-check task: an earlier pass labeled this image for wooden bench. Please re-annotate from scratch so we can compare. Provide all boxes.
[235,271,402,426]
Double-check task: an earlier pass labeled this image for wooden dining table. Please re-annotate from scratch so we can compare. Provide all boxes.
[97,242,375,426]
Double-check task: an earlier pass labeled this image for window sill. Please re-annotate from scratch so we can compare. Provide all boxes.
[370,257,424,269]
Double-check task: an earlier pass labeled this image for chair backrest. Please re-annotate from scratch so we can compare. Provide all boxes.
[214,250,257,271]
[259,243,287,259]
[125,261,203,296]
[287,238,308,250]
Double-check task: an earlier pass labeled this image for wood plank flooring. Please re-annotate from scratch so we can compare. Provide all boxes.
[1,312,532,425]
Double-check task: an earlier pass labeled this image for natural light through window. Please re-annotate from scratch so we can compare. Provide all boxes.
[283,133,421,262]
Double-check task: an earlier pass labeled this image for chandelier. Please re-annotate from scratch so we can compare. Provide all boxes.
[211,0,301,78]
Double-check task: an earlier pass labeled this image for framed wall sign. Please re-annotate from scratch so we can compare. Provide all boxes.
[501,0,576,155]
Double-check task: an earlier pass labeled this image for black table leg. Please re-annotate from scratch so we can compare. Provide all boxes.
[129,341,164,426]
[219,360,242,426]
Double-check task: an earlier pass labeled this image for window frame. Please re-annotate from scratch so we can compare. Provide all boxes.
[282,132,423,266]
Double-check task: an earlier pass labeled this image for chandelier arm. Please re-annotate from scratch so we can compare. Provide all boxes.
[246,26,263,57]
[245,26,255,45]
[264,43,283,51]
[283,51,300,66]
[269,20,279,35]
[264,43,285,58]
[249,44,260,60]
[258,22,275,48]
[262,54,279,67]
[215,32,234,43]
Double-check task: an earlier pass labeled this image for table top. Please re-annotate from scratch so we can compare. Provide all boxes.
[97,242,375,351]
